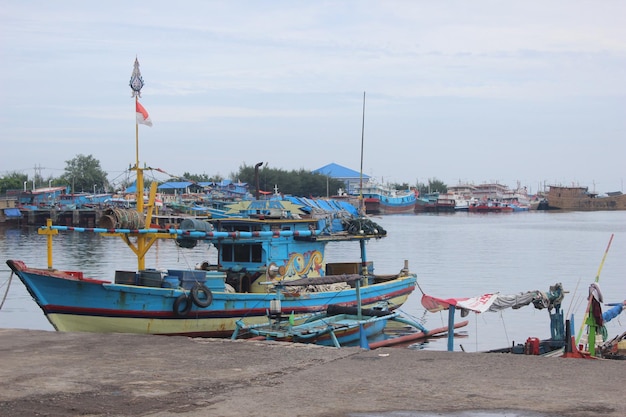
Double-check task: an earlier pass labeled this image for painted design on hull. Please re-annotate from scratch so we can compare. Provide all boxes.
[279,250,324,278]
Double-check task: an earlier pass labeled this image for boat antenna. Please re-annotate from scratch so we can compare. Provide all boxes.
[359,91,366,216]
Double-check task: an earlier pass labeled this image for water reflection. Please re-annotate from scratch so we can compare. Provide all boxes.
[1,210,625,352]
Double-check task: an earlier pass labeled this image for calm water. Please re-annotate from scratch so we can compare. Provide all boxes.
[1,211,624,352]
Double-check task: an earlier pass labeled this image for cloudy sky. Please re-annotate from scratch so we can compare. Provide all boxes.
[1,1,625,194]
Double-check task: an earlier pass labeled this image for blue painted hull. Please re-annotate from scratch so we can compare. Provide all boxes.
[7,260,416,337]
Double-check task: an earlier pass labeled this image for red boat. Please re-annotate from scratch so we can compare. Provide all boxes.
[468,200,513,213]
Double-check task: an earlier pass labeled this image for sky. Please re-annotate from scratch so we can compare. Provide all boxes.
[1,1,625,194]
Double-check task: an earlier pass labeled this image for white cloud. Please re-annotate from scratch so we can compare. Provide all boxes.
[1,1,625,191]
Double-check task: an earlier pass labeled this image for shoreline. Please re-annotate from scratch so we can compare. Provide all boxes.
[0,329,624,417]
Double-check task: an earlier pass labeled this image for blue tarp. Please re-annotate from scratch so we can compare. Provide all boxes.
[3,208,22,218]
[312,163,370,180]
[158,182,193,190]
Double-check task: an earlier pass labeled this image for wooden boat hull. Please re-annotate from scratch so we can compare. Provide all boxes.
[547,186,626,211]
[468,203,513,213]
[7,260,416,337]
[368,320,469,349]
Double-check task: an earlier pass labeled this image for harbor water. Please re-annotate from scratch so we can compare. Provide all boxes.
[1,210,624,353]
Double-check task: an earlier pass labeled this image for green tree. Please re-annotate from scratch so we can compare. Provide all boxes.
[59,154,109,193]
[391,182,412,191]
[231,163,345,197]
[0,171,29,194]
[181,172,224,183]
[417,178,447,195]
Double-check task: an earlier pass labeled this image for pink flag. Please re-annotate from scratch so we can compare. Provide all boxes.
[136,101,153,126]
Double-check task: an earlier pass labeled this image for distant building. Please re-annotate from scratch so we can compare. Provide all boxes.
[473,183,510,200]
[156,180,250,200]
[312,163,369,195]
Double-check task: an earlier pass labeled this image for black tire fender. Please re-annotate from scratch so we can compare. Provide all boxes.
[173,294,193,317]
[190,283,213,308]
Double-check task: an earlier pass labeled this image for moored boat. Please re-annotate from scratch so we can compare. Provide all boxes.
[233,302,402,348]
[354,181,417,215]
[231,275,428,347]
[546,185,626,211]
[468,200,513,213]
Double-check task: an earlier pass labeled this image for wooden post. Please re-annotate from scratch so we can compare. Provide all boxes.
[447,305,456,352]
[38,218,58,269]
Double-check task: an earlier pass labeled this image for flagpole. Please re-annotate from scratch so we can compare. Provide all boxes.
[135,95,143,214]
[135,95,139,178]
[130,57,146,270]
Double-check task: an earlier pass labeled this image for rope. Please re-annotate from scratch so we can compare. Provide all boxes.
[475,315,478,352]
[499,311,510,347]
[0,272,13,311]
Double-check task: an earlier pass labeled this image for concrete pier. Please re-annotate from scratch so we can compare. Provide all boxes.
[0,329,624,417]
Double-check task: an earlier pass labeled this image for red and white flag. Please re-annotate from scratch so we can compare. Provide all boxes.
[421,293,498,313]
[136,101,153,126]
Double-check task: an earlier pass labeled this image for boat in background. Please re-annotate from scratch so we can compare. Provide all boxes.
[546,185,626,211]
[468,200,513,213]
[414,192,438,212]
[354,181,417,215]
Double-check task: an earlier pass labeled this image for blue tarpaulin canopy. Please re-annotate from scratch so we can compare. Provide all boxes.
[3,208,22,218]
[158,181,193,190]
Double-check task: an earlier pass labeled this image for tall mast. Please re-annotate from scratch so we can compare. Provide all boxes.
[129,57,146,270]
[129,57,144,214]
[359,91,366,216]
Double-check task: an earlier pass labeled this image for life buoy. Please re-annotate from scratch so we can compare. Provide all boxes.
[173,294,192,316]
[190,283,213,308]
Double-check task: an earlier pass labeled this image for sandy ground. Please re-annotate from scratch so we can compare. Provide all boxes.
[0,329,624,417]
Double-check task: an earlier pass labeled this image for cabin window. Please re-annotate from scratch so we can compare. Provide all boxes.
[222,243,263,263]
[220,223,262,233]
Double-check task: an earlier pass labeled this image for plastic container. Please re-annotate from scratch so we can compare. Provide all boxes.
[115,270,137,285]
[204,271,226,291]
[162,276,181,288]
[138,270,164,287]
[168,269,207,290]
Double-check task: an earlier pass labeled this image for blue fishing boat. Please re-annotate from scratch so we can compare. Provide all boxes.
[5,59,417,339]
[234,305,399,348]
[6,198,417,337]
[353,181,417,215]
[231,275,428,347]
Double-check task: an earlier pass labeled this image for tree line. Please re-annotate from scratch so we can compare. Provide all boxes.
[1,154,448,197]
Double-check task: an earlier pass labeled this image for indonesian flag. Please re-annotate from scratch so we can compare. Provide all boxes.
[136,101,153,126]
